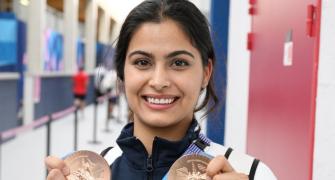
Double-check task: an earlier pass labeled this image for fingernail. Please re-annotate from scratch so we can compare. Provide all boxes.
[62,166,70,175]
[206,175,212,180]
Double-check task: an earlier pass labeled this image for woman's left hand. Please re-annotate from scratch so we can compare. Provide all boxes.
[206,155,248,180]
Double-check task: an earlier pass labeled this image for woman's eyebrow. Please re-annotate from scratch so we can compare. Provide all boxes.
[127,50,194,59]
[128,50,154,59]
[166,50,194,59]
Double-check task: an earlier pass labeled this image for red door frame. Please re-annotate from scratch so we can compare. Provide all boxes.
[246,0,322,179]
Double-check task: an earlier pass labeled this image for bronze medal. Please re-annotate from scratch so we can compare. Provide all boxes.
[167,154,210,180]
[64,150,111,180]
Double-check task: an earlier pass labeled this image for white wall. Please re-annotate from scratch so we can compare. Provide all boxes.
[224,0,251,152]
[12,0,29,22]
[313,0,335,179]
[46,6,64,33]
[104,0,211,45]
[97,0,142,43]
[190,0,211,19]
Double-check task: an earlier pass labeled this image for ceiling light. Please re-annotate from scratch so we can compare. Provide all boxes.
[20,0,30,6]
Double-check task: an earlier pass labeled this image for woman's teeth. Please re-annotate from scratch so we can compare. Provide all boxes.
[146,97,175,104]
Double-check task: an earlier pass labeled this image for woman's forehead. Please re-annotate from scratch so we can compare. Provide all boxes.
[127,20,200,57]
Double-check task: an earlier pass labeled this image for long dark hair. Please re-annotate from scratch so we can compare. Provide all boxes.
[114,0,218,115]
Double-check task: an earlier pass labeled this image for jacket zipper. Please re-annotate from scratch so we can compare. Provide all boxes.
[146,156,153,180]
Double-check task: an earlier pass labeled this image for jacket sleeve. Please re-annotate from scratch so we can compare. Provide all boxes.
[103,145,123,165]
[204,142,277,180]
[254,161,277,180]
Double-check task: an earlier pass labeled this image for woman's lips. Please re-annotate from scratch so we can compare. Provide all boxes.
[142,95,179,110]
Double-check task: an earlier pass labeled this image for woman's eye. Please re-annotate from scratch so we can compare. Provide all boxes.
[133,59,151,69]
[172,59,189,68]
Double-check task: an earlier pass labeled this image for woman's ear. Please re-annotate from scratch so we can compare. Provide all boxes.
[202,59,213,88]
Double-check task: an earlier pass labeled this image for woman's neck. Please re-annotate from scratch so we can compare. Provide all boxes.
[133,118,192,155]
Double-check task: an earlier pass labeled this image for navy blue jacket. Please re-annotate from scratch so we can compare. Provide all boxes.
[110,120,199,180]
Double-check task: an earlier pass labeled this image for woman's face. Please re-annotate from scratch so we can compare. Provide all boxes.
[124,19,212,130]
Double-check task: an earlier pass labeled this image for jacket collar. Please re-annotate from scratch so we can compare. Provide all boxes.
[116,119,200,170]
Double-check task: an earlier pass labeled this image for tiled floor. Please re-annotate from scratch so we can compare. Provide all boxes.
[0,95,128,180]
[0,93,208,180]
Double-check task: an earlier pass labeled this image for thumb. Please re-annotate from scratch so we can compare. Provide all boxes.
[206,155,234,177]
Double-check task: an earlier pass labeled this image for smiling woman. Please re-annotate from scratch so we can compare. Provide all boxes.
[124,19,213,144]
[45,1,276,180]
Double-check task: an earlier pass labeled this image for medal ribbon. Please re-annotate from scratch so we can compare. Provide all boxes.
[183,133,212,156]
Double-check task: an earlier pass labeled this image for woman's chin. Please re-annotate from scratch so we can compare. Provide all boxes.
[138,116,181,129]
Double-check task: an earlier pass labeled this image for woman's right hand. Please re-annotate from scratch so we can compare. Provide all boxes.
[45,156,70,180]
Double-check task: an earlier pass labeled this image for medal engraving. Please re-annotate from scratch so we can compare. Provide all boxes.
[167,154,210,180]
[64,150,110,180]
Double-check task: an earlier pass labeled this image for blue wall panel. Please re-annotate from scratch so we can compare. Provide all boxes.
[34,77,73,120]
[0,80,19,132]
[0,13,18,72]
[34,76,95,120]
[207,0,230,144]
[86,76,95,104]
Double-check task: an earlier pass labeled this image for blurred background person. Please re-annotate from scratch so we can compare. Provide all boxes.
[100,68,122,123]
[93,64,107,101]
[72,66,89,119]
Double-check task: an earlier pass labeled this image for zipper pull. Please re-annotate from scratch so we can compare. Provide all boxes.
[146,156,153,172]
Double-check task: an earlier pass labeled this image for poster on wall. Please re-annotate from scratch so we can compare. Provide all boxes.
[76,38,85,69]
[0,18,17,69]
[44,29,64,71]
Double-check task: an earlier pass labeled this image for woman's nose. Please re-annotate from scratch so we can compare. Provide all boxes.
[148,67,171,91]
